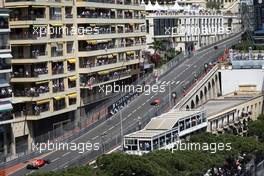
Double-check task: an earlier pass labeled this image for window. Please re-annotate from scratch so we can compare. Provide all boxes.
[0,34,9,49]
[0,16,8,29]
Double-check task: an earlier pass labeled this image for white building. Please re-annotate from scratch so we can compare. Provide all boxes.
[144,1,241,54]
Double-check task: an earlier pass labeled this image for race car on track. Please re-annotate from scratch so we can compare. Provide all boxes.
[26,159,50,169]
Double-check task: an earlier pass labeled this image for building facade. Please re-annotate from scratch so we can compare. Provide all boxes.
[2,0,146,158]
[0,8,13,159]
[145,3,241,54]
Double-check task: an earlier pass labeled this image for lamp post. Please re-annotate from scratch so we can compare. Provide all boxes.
[100,132,107,154]
[171,92,177,106]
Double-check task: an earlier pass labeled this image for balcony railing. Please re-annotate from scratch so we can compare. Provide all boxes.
[12,68,48,78]
[0,63,11,70]
[0,112,13,122]
[51,50,63,57]
[80,42,145,52]
[81,71,131,86]
[10,33,46,40]
[82,0,114,3]
[10,15,45,21]
[12,51,47,59]
[52,68,64,75]
[0,45,10,50]
[0,87,12,99]
[14,87,49,97]
[53,86,64,93]
[78,12,115,19]
[6,0,62,2]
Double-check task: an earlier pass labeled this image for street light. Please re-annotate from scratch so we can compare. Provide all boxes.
[100,132,107,153]
[171,92,177,106]
[204,63,208,72]
[137,116,142,130]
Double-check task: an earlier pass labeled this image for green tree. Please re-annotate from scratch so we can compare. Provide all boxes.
[149,40,165,54]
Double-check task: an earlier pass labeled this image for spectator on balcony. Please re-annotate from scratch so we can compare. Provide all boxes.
[34,105,40,115]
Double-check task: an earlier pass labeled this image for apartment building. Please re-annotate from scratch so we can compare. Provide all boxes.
[2,0,146,157]
[0,8,13,158]
[145,2,241,54]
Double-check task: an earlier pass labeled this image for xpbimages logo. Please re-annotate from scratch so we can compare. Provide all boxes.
[32,140,100,153]
[99,82,167,95]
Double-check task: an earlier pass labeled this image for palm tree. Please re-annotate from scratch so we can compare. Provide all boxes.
[149,40,165,54]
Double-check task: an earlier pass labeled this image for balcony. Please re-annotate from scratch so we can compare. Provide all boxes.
[10,14,45,22]
[78,11,115,19]
[50,15,62,21]
[0,17,9,30]
[6,0,61,2]
[0,87,12,99]
[0,45,10,50]
[10,32,47,40]
[51,50,63,57]
[84,0,114,3]
[80,70,131,87]
[12,50,47,63]
[13,86,49,98]
[54,99,66,111]
[0,111,13,123]
[13,67,48,78]
[0,62,11,73]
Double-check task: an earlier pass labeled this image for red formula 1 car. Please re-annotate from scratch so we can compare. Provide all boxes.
[26,159,50,169]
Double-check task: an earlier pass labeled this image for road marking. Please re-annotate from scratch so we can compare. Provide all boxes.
[176,81,180,84]
[92,136,98,140]
[62,151,70,157]
[166,81,171,85]
[109,126,114,131]
[142,102,145,106]
[64,165,68,168]
[127,113,132,117]
[171,81,175,84]
[132,109,137,113]
[52,158,59,162]
[161,81,166,84]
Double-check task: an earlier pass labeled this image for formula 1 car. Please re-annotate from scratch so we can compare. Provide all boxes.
[26,159,50,169]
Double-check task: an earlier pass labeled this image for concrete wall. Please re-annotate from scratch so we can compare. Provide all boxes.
[220,69,264,95]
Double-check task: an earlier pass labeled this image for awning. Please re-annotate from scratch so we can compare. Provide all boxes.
[11,25,30,29]
[98,70,109,75]
[31,5,45,8]
[36,99,50,105]
[98,66,126,75]
[96,40,110,44]
[87,40,97,45]
[0,103,12,113]
[67,58,76,64]
[69,76,77,81]
[35,80,49,85]
[90,24,96,27]
[68,93,77,99]
[52,24,63,27]
[8,5,28,8]
[33,24,47,27]
[0,53,12,59]
[107,54,113,58]
[54,96,65,100]
[126,51,134,55]
[113,53,118,56]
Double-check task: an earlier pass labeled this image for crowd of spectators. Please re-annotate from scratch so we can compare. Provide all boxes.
[14,85,49,97]
[0,87,12,98]
[204,153,252,176]
[52,63,64,75]
[13,66,48,78]
[53,80,64,93]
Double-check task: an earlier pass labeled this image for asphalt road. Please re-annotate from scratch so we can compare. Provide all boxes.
[12,34,241,176]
